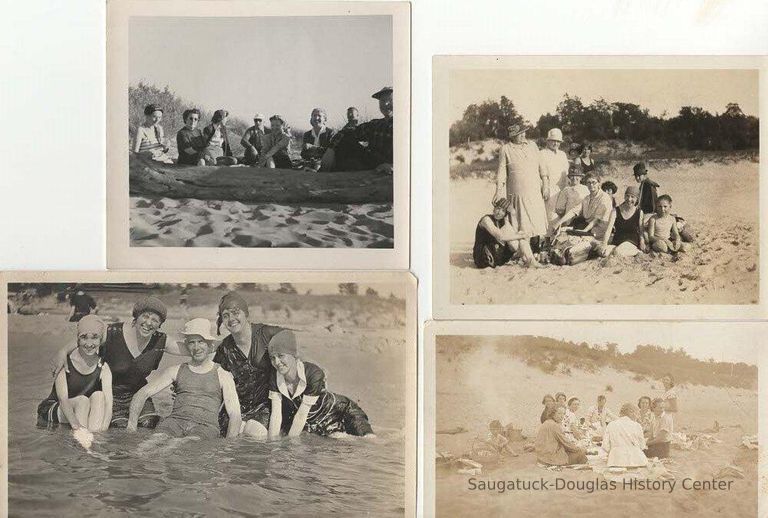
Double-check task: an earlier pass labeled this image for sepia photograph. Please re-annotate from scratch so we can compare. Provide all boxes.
[2,271,416,517]
[107,1,410,269]
[423,321,766,518]
[433,56,767,320]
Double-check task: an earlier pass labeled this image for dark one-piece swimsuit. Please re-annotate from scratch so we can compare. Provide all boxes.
[37,355,103,428]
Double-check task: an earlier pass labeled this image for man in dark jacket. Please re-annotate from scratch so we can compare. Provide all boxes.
[633,162,659,215]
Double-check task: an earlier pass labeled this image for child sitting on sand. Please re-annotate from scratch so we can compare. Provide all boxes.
[266,330,375,438]
[472,198,538,268]
[127,318,241,438]
[647,195,689,254]
[37,315,113,432]
[485,420,518,456]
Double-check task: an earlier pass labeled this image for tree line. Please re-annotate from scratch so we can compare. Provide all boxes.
[449,94,759,151]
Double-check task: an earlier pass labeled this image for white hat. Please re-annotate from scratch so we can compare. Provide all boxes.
[178,318,217,342]
[253,113,265,121]
[547,128,563,142]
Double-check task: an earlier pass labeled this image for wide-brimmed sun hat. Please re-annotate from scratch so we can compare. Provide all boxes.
[507,123,529,138]
[178,318,218,342]
[546,128,563,142]
[253,113,265,121]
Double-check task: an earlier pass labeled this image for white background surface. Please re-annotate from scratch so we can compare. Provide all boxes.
[1,0,767,515]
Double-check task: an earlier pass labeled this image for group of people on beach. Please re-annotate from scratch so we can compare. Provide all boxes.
[531,375,679,468]
[473,124,695,269]
[132,86,394,174]
[38,291,374,444]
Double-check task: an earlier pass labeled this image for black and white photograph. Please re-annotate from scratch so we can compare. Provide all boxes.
[3,271,416,517]
[107,1,410,269]
[424,321,765,518]
[432,56,767,319]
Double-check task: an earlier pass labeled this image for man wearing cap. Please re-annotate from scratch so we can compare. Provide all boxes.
[301,108,336,170]
[321,86,394,173]
[240,113,272,166]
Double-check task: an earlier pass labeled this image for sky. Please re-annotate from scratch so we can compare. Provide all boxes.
[130,16,392,131]
[507,322,762,365]
[449,69,759,124]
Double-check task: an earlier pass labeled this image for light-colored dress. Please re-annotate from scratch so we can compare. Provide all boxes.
[540,147,569,222]
[498,141,549,237]
[602,415,648,467]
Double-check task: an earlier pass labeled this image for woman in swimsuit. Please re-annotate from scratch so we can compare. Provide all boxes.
[266,330,374,438]
[50,296,187,428]
[38,315,113,432]
[606,185,646,257]
[213,291,286,438]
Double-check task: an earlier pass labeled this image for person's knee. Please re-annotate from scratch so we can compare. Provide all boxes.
[652,241,667,253]
[89,391,105,406]
[243,420,268,439]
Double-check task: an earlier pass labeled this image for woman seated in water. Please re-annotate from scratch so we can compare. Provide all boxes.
[127,318,241,438]
[602,403,647,468]
[266,330,374,438]
[132,104,173,164]
[535,404,587,466]
[37,315,113,432]
[202,109,238,166]
[50,296,188,429]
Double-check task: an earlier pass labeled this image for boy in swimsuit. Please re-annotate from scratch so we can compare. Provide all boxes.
[647,195,689,254]
[127,318,241,438]
[37,315,113,432]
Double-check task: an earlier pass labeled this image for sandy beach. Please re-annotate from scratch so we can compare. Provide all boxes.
[448,142,759,305]
[434,342,758,517]
[130,198,394,248]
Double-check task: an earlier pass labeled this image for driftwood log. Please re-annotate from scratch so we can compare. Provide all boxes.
[129,154,393,204]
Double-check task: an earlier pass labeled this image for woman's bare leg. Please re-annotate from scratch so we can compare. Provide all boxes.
[242,420,268,439]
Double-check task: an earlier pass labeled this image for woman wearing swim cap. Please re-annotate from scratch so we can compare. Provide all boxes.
[37,315,113,432]
[213,291,286,438]
[49,295,188,429]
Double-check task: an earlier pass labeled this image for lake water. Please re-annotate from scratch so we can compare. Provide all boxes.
[8,316,405,517]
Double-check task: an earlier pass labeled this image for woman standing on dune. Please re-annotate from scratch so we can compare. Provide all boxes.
[493,124,548,267]
[213,291,286,438]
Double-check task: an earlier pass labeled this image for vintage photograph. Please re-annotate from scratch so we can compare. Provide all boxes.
[433,56,766,319]
[2,272,416,517]
[424,321,765,518]
[107,1,410,269]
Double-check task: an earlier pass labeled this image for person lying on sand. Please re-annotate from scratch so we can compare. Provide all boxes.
[266,330,375,439]
[644,398,673,459]
[133,104,173,164]
[603,403,648,468]
[472,198,539,268]
[536,404,588,466]
[321,86,393,174]
[202,109,238,166]
[633,162,659,219]
[127,318,241,438]
[177,109,210,166]
[605,186,646,257]
[552,165,588,227]
[37,315,113,433]
[648,195,690,254]
[301,108,335,171]
[240,113,271,166]
[258,115,293,169]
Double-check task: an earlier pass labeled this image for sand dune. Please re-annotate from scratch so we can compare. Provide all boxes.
[130,197,393,248]
[449,157,759,305]
[435,344,758,517]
